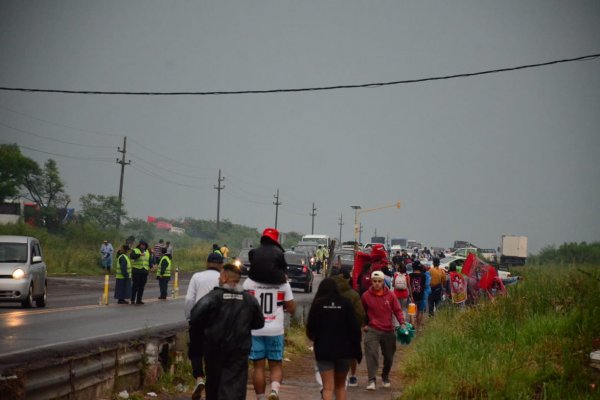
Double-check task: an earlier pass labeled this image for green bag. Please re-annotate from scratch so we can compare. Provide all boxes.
[396,323,416,344]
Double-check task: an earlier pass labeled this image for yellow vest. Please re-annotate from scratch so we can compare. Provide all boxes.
[132,248,150,271]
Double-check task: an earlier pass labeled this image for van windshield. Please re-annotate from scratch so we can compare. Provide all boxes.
[0,243,27,263]
[390,239,407,247]
[302,237,328,246]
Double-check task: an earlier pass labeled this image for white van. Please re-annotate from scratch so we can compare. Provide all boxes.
[301,234,331,248]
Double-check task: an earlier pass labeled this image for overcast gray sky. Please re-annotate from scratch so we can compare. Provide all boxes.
[1,1,599,253]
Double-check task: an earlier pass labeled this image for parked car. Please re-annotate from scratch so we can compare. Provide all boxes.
[333,248,354,276]
[233,248,251,276]
[293,242,318,270]
[439,256,466,272]
[285,252,313,293]
[0,235,47,308]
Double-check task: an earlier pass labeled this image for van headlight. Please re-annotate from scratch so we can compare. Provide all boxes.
[12,268,26,280]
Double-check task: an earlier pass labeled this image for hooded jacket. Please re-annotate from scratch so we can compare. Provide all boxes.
[331,273,366,326]
[361,285,405,332]
[190,286,264,354]
[248,236,288,284]
[306,294,362,363]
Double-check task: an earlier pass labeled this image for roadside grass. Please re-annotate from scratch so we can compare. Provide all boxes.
[0,223,215,275]
[399,264,600,399]
[129,323,311,398]
[285,318,312,358]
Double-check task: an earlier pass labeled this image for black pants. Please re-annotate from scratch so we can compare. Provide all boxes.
[428,285,443,316]
[188,324,205,378]
[204,347,249,400]
[131,269,148,303]
[158,277,170,298]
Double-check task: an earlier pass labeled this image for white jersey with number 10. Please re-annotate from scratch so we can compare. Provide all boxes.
[243,278,294,336]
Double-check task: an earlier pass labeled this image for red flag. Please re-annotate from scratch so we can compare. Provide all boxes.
[461,252,476,276]
[461,252,498,290]
[352,251,372,290]
[147,216,157,223]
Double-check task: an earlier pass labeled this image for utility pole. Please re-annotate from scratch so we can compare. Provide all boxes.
[273,188,282,229]
[309,202,317,234]
[214,169,225,230]
[338,213,344,245]
[116,136,130,229]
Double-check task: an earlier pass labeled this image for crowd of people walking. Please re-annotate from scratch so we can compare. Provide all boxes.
[100,232,508,399]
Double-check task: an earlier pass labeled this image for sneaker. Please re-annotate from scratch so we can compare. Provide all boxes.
[382,379,391,388]
[267,389,279,400]
[366,380,376,391]
[348,376,358,387]
[191,377,205,400]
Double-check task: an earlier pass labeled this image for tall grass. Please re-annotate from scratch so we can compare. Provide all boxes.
[0,223,215,275]
[399,264,600,399]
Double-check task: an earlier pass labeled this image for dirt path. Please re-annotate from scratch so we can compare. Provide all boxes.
[250,346,406,400]
[159,343,407,400]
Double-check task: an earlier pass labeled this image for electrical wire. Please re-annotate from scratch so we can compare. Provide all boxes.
[129,164,211,190]
[0,104,122,137]
[0,53,597,96]
[0,120,115,149]
[2,141,114,162]
[128,152,213,181]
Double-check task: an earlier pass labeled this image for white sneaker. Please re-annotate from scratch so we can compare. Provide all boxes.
[382,379,391,388]
[191,377,205,400]
[366,380,376,390]
[348,376,358,387]
[267,389,279,400]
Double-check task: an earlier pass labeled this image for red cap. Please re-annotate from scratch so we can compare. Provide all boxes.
[262,227,279,244]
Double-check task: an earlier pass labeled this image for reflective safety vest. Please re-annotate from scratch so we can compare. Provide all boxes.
[115,253,132,279]
[157,256,172,278]
[132,248,150,271]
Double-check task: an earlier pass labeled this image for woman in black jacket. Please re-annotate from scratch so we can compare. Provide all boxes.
[307,278,362,400]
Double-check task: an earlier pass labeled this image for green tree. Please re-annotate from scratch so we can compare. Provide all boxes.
[80,194,127,229]
[23,159,71,231]
[0,144,40,203]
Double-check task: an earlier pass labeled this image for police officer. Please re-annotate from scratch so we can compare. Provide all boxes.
[114,244,132,304]
[157,247,172,300]
[315,245,324,274]
[130,239,151,305]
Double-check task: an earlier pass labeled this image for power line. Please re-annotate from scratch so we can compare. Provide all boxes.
[0,53,597,96]
[0,104,122,137]
[3,141,114,162]
[0,120,114,149]
[129,164,208,190]
[128,152,213,180]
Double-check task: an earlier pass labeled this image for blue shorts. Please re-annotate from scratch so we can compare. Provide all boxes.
[250,335,284,361]
[416,299,426,312]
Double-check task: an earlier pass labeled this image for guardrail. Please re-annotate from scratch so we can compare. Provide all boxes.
[0,327,187,400]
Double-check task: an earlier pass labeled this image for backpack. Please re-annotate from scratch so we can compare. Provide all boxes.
[409,273,425,301]
[394,272,408,291]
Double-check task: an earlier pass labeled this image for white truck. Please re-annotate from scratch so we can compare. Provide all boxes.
[500,235,528,266]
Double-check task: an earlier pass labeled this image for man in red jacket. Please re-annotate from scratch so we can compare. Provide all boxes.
[361,270,407,391]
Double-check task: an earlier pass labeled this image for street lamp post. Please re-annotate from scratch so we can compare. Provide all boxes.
[350,205,362,249]
[350,201,401,249]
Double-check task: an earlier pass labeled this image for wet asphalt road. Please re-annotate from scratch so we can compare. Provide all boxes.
[0,273,321,366]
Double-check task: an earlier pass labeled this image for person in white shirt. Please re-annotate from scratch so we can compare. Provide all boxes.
[243,277,296,400]
[185,252,224,400]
